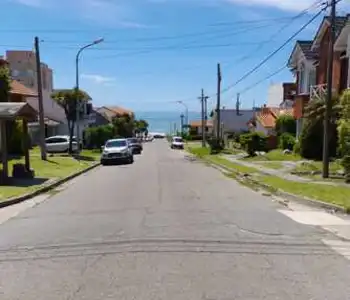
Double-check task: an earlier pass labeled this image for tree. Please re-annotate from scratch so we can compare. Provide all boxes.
[299,93,340,160]
[275,115,296,136]
[338,89,350,182]
[0,59,11,103]
[51,89,91,153]
[112,113,135,138]
[134,119,149,135]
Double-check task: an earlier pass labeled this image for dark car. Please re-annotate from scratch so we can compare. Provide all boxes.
[127,138,143,154]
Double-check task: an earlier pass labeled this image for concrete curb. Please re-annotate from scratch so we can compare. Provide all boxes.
[191,154,348,214]
[0,162,100,209]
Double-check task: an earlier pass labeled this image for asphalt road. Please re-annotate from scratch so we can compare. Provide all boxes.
[0,140,350,299]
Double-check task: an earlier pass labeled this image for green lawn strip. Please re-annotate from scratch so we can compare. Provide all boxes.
[186,146,260,174]
[207,155,259,174]
[0,154,96,201]
[293,160,343,173]
[260,176,350,211]
[242,149,302,162]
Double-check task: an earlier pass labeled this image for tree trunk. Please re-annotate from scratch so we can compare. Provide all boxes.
[68,120,75,154]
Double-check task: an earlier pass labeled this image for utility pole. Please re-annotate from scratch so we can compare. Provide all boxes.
[236,93,240,115]
[34,37,47,161]
[323,0,336,178]
[216,63,222,140]
[204,94,209,143]
[199,89,209,147]
[180,114,184,135]
[200,89,205,147]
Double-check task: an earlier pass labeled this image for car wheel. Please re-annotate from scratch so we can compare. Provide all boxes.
[100,159,106,166]
[129,156,134,164]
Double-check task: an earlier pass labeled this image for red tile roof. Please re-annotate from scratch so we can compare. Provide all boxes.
[10,80,37,97]
[256,107,293,128]
[190,120,213,127]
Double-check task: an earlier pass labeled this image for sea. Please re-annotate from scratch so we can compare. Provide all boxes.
[135,111,201,135]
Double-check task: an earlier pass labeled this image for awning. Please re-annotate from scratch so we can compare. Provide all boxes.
[28,118,61,127]
[0,102,37,121]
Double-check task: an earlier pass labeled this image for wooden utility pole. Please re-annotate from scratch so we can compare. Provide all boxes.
[34,37,47,161]
[216,63,222,140]
[204,94,209,143]
[323,0,336,178]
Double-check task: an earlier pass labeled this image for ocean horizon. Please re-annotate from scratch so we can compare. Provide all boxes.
[135,111,202,134]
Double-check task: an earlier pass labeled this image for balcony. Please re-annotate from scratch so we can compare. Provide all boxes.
[310,84,327,101]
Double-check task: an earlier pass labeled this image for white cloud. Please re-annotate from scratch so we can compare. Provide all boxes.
[81,74,116,85]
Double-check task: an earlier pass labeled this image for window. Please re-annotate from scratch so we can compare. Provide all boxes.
[105,140,127,148]
[309,69,316,91]
[173,137,183,143]
[298,64,305,94]
[45,137,67,144]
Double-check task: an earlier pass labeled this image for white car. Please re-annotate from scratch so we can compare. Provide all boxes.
[45,135,79,153]
[171,136,184,149]
[101,138,134,165]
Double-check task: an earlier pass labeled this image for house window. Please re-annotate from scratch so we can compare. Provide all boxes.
[298,64,305,94]
[309,69,316,91]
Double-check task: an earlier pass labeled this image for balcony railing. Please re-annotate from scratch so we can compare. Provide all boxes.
[310,84,327,101]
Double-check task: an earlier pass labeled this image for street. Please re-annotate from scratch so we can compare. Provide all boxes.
[0,140,350,299]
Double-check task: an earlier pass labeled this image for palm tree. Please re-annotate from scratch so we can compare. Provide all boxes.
[303,93,340,125]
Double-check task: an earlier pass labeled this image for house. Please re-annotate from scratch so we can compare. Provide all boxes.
[88,106,134,127]
[287,16,349,139]
[189,120,213,136]
[212,108,255,134]
[253,106,294,135]
[5,51,68,142]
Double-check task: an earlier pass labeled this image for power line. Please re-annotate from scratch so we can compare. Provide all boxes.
[218,4,328,97]
[238,65,287,95]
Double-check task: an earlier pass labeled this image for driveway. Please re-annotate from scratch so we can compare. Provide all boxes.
[0,140,349,299]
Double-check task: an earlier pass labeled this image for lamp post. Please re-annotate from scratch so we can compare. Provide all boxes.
[75,38,104,152]
[176,101,188,132]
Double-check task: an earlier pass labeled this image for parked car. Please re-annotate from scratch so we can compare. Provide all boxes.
[100,138,134,165]
[170,136,184,149]
[45,135,79,153]
[127,137,143,154]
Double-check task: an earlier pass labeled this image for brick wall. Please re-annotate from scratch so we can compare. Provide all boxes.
[316,26,342,92]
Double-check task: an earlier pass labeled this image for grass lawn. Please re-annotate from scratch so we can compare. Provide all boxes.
[242,149,302,162]
[186,146,259,174]
[293,160,343,173]
[0,150,99,201]
[260,176,350,211]
[259,161,284,169]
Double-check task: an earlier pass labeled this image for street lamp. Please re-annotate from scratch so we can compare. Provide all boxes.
[75,38,104,151]
[176,101,188,132]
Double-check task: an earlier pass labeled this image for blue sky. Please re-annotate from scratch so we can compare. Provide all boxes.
[1,0,349,113]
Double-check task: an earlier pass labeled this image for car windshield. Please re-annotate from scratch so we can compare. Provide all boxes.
[105,140,127,148]
[174,138,183,143]
[128,138,138,144]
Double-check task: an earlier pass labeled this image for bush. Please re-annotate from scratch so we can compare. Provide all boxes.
[207,137,224,154]
[342,155,350,183]
[278,133,296,151]
[293,140,301,154]
[299,119,338,160]
[85,125,114,149]
[240,132,267,156]
[275,115,296,136]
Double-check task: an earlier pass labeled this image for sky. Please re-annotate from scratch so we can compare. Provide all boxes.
[1,0,350,114]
